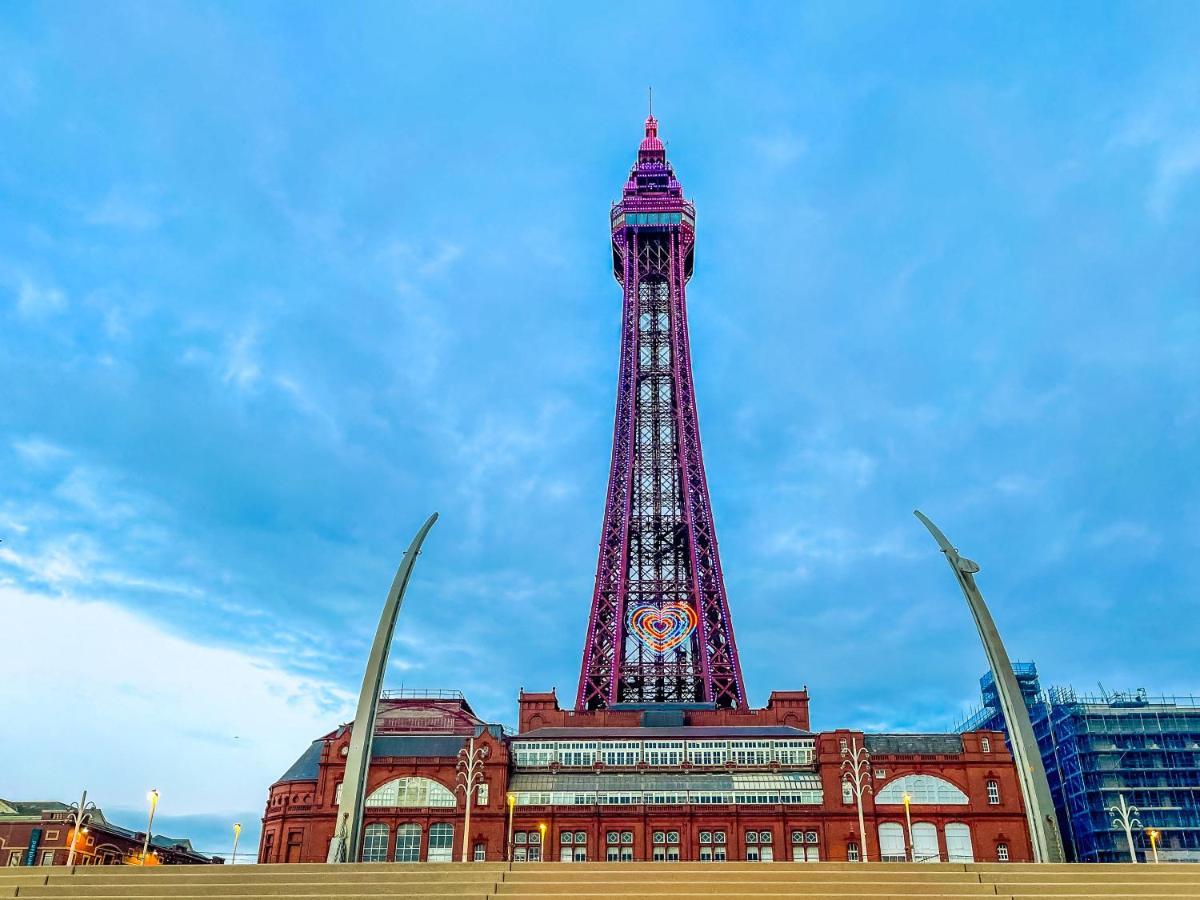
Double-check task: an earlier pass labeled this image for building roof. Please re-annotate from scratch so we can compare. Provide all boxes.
[516,725,812,741]
[0,800,70,817]
[278,740,325,783]
[276,734,480,784]
[865,734,964,755]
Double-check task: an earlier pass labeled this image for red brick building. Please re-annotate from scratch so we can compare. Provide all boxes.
[0,800,219,867]
[259,688,1031,865]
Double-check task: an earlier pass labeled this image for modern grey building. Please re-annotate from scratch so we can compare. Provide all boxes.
[959,663,1200,862]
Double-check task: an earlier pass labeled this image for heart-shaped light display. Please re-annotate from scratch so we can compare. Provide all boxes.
[628,603,698,654]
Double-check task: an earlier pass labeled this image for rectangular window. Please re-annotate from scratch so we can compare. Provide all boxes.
[652,829,680,862]
[745,830,772,862]
[473,842,486,862]
[40,851,55,866]
[847,842,860,862]
[997,843,1009,862]
[394,824,421,863]
[987,781,1001,805]
[427,824,454,863]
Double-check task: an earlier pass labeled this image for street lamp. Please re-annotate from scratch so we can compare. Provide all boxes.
[840,738,873,862]
[141,790,159,863]
[902,792,914,862]
[65,790,97,868]
[231,823,242,866]
[505,793,516,867]
[537,823,546,863]
[455,737,489,862]
[1109,793,1141,863]
[1146,828,1160,864]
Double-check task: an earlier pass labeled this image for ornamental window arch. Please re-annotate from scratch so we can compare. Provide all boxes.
[365,775,456,808]
[874,773,969,805]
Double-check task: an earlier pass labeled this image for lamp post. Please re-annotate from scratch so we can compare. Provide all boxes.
[231,823,242,866]
[505,793,516,867]
[1109,793,1141,863]
[65,790,97,868]
[538,823,546,863]
[840,738,873,862]
[141,790,159,863]
[902,792,914,862]
[455,736,489,862]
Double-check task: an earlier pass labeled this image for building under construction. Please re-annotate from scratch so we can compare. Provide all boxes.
[959,663,1200,863]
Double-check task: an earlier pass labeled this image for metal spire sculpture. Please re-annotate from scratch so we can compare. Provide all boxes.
[327,512,438,863]
[577,115,746,710]
[914,510,1065,862]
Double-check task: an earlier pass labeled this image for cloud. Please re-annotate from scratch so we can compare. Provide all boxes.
[14,274,67,318]
[1148,134,1200,220]
[84,186,164,231]
[751,134,808,166]
[0,583,353,813]
[12,437,70,468]
[221,327,262,389]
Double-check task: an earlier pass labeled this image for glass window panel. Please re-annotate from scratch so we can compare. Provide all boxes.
[945,823,974,863]
[361,824,388,863]
[394,824,421,863]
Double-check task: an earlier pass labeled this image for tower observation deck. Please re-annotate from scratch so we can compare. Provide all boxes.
[576,115,746,711]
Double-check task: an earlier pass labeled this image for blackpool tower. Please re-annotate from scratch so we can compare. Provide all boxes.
[576,115,746,711]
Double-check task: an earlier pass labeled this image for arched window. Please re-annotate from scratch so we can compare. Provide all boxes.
[875,774,969,805]
[986,779,1001,804]
[365,776,456,808]
[911,823,940,862]
[945,823,974,862]
[427,823,454,862]
[361,823,389,862]
[877,823,906,862]
[394,824,421,862]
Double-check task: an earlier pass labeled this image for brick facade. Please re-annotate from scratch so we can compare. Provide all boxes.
[259,691,1031,865]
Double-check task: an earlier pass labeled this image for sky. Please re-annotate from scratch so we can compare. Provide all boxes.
[2,1,1199,859]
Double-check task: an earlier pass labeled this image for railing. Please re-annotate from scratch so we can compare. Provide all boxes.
[380,688,465,701]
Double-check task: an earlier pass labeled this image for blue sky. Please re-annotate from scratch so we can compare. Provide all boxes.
[2,2,1199,857]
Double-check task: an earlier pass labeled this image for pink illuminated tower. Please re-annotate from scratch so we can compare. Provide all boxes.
[576,115,746,710]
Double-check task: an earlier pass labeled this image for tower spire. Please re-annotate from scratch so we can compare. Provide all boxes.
[576,118,746,711]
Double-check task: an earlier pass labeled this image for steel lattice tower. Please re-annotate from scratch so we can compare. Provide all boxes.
[576,115,746,711]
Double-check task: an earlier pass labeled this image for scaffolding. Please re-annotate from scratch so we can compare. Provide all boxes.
[957,664,1200,862]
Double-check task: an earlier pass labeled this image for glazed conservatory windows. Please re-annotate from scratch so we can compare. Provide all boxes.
[365,776,456,808]
[875,774,969,805]
[687,741,729,766]
[644,741,685,766]
[508,737,816,770]
[600,742,641,767]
